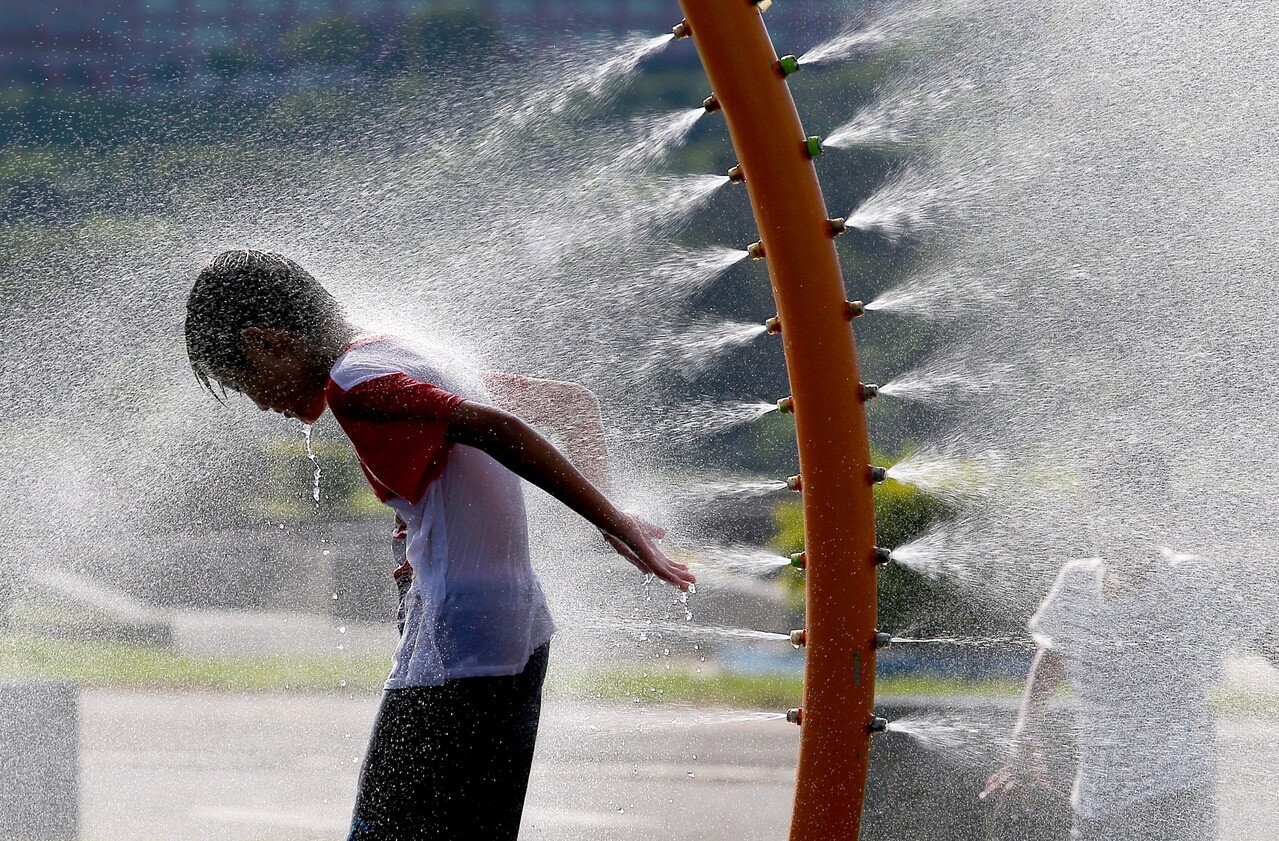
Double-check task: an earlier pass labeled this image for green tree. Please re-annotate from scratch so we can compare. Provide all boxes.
[207,42,258,79]
[771,448,1015,636]
[403,6,498,69]
[282,16,375,68]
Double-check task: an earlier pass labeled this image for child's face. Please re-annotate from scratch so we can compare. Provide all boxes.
[223,327,328,423]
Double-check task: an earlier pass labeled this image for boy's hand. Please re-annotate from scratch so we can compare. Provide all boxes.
[978,740,1055,808]
[600,513,694,592]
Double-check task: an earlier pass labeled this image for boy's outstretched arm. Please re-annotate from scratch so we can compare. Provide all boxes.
[979,646,1065,805]
[447,399,695,592]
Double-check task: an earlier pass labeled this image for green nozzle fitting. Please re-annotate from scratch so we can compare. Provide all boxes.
[789,551,806,570]
[777,55,801,76]
[777,396,794,414]
[805,136,823,158]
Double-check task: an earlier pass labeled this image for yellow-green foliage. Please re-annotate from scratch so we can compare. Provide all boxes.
[281,16,375,67]
[770,448,954,624]
[0,633,389,692]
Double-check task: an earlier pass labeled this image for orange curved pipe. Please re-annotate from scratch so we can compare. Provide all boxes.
[674,4,879,839]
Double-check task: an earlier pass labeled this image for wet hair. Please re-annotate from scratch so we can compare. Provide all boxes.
[184,249,345,395]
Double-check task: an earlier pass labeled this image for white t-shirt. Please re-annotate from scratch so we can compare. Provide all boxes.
[327,336,556,688]
[1028,551,1257,819]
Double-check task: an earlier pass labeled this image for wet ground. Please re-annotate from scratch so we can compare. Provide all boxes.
[78,686,1279,841]
[81,691,797,841]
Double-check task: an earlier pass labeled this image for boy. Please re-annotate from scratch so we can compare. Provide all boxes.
[980,450,1268,841]
[184,249,694,840]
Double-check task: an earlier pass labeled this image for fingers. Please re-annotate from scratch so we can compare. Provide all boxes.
[978,772,1006,801]
[601,529,696,591]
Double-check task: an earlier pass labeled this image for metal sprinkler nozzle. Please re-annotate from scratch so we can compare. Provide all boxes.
[727,164,746,183]
[786,474,803,492]
[845,300,866,319]
[764,315,782,334]
[672,19,691,39]
[869,716,889,734]
[747,240,766,260]
[777,396,794,414]
[830,217,848,237]
[786,707,803,725]
[873,546,892,566]
[870,466,888,484]
[702,94,721,113]
[789,629,807,648]
[805,136,824,158]
[789,551,807,570]
[753,0,775,12]
[861,383,879,401]
[874,631,894,648]
[777,55,801,77]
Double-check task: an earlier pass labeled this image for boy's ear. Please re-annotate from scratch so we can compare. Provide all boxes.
[241,326,292,356]
[241,326,275,353]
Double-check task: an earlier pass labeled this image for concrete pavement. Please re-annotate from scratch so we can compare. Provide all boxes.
[78,688,1279,840]
[81,691,797,841]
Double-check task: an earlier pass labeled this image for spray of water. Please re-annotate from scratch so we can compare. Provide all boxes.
[499,33,674,137]
[886,450,1004,500]
[687,626,790,643]
[863,265,997,320]
[614,107,707,171]
[663,401,779,442]
[888,636,1035,648]
[302,424,321,506]
[686,543,792,576]
[656,321,769,378]
[886,713,1009,764]
[879,363,1012,404]
[798,2,957,66]
[643,247,750,301]
[672,478,789,505]
[846,169,945,242]
[825,85,958,150]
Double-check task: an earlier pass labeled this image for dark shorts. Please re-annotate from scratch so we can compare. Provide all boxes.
[1072,786,1216,841]
[347,642,551,841]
